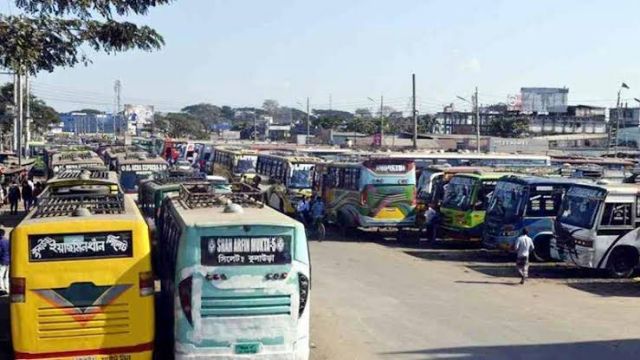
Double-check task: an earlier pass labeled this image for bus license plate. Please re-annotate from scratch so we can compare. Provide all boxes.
[235,343,261,354]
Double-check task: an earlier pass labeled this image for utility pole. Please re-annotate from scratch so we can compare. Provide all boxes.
[253,113,257,143]
[25,73,30,157]
[114,80,121,139]
[615,90,622,152]
[12,73,17,153]
[380,95,384,147]
[16,72,23,166]
[474,86,480,152]
[306,97,310,141]
[412,73,418,149]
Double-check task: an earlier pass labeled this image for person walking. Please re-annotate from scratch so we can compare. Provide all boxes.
[514,228,535,285]
[8,182,21,215]
[0,229,9,295]
[22,180,33,213]
[424,203,439,242]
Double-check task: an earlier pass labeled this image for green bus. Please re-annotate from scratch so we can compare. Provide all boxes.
[439,172,508,241]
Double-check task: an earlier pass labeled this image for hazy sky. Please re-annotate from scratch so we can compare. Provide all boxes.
[4,0,640,114]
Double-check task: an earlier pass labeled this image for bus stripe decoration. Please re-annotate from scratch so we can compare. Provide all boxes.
[32,284,132,324]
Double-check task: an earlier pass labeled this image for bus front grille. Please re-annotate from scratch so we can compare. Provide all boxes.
[200,294,291,318]
[37,303,130,339]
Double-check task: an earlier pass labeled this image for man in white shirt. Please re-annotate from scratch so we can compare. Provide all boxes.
[514,228,535,284]
[424,203,438,242]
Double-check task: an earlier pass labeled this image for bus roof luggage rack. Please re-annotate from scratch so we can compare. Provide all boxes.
[33,192,125,218]
[154,172,206,184]
[58,151,95,161]
[178,182,263,209]
[56,169,111,180]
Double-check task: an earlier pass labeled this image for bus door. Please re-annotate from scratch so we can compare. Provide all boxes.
[177,225,309,358]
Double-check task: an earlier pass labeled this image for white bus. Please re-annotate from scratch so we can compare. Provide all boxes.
[552,183,640,278]
[390,152,551,169]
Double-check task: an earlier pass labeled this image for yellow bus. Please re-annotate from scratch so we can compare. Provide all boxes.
[210,146,259,182]
[256,153,323,215]
[48,150,106,179]
[10,169,155,360]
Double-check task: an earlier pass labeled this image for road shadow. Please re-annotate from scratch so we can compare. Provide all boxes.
[566,280,640,298]
[405,248,514,264]
[455,280,519,286]
[0,296,11,360]
[380,338,640,360]
[466,263,607,279]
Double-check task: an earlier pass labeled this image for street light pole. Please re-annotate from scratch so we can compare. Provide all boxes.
[380,95,384,148]
[475,86,480,153]
[306,97,310,141]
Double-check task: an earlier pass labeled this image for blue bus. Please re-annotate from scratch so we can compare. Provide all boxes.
[156,185,311,359]
[482,175,578,260]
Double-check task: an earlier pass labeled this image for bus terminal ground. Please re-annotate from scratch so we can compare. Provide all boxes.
[1,214,640,359]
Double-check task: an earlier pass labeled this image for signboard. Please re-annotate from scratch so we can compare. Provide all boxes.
[124,104,154,136]
[201,236,292,266]
[120,163,168,172]
[29,231,133,262]
[374,164,406,173]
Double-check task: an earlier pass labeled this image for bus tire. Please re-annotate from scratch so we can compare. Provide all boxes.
[336,213,351,238]
[607,246,639,279]
[532,235,552,262]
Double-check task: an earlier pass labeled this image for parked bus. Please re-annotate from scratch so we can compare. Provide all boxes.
[103,145,139,171]
[155,184,310,359]
[48,150,105,178]
[116,153,169,193]
[439,172,508,241]
[553,183,640,278]
[391,152,551,168]
[211,146,259,181]
[315,158,417,230]
[483,176,578,260]
[10,169,154,359]
[256,153,323,215]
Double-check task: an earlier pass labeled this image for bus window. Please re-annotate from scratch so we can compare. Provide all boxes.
[600,203,633,226]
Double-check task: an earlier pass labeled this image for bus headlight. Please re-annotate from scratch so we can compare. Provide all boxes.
[178,276,193,326]
[298,273,309,318]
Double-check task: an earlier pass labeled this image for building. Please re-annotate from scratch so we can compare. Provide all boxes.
[609,107,640,129]
[521,87,569,113]
[530,105,607,134]
[59,112,123,134]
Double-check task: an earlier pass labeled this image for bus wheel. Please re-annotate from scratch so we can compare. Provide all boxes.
[607,247,638,278]
[336,213,350,239]
[533,236,552,262]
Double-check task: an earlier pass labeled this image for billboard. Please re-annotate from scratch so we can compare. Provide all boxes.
[123,104,154,135]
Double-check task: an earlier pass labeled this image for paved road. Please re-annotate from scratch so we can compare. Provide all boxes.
[309,237,640,360]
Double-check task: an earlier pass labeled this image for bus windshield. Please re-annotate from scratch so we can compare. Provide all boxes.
[442,176,477,210]
[558,186,605,229]
[289,163,314,189]
[487,181,527,220]
[234,155,257,174]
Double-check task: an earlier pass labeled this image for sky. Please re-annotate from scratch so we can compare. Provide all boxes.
[3,0,640,114]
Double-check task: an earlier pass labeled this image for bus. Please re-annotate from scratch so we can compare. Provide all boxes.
[256,154,323,215]
[439,172,508,241]
[10,169,155,359]
[482,176,578,260]
[155,184,310,359]
[116,153,169,193]
[211,146,259,181]
[553,183,640,278]
[48,150,106,178]
[391,152,551,168]
[103,145,140,171]
[315,158,417,230]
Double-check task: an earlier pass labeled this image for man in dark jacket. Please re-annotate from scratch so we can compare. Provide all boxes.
[8,183,21,215]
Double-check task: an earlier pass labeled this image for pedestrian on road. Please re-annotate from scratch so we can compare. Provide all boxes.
[33,181,43,206]
[514,228,535,285]
[0,229,9,295]
[22,180,33,213]
[424,203,439,242]
[8,182,21,215]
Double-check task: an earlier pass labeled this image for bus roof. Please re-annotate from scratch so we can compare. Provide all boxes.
[498,175,582,186]
[388,152,550,160]
[570,182,640,196]
[168,184,299,228]
[454,172,511,180]
[47,169,119,187]
[258,153,324,163]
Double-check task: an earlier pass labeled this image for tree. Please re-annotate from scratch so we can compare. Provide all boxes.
[355,108,372,119]
[221,105,235,120]
[155,112,207,139]
[346,117,376,134]
[487,116,529,137]
[0,82,58,137]
[181,103,222,130]
[0,0,169,75]
[313,116,343,130]
[262,99,279,120]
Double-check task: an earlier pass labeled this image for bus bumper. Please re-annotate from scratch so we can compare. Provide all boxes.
[359,216,416,229]
[482,234,515,251]
[176,339,309,360]
[439,224,483,241]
